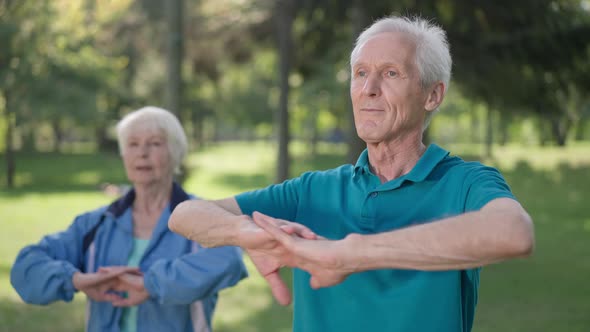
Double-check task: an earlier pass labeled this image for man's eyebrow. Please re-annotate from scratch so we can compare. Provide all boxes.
[352,62,402,69]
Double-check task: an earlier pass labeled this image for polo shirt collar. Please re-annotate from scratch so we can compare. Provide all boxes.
[404,144,449,182]
[353,149,371,177]
[353,144,449,183]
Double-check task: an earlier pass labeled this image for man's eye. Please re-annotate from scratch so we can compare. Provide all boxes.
[357,70,366,77]
[386,70,397,77]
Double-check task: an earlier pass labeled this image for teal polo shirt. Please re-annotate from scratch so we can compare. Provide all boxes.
[236,144,515,332]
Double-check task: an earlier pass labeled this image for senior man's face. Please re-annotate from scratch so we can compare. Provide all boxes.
[350,32,429,144]
[121,124,173,186]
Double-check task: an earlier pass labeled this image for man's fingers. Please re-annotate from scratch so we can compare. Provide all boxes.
[310,276,322,289]
[279,224,297,235]
[253,211,317,240]
[252,212,295,246]
[264,271,292,306]
[280,224,318,240]
[292,225,317,240]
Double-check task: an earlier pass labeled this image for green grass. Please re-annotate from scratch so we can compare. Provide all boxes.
[1,141,589,331]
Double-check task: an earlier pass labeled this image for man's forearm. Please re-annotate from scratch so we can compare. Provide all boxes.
[169,199,243,248]
[344,198,534,272]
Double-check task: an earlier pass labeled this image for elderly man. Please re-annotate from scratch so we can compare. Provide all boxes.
[169,15,534,332]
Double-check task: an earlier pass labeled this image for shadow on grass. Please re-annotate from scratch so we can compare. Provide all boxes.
[214,173,272,192]
[1,261,85,332]
[0,152,127,196]
[210,151,348,192]
[0,297,86,332]
[503,160,588,220]
[0,264,10,278]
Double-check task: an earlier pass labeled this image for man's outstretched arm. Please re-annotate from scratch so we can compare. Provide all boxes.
[253,197,535,289]
[168,198,316,305]
[169,198,315,248]
[169,198,245,248]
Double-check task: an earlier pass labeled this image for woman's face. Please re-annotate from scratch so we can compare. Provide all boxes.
[121,124,173,186]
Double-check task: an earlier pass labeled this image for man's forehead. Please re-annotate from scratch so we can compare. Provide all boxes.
[354,31,416,63]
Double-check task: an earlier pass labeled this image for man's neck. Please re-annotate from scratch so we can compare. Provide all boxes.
[366,136,426,183]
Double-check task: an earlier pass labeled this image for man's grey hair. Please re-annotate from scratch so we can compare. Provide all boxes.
[116,106,188,175]
[350,15,452,130]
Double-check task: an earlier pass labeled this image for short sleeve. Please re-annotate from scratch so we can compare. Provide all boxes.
[464,165,516,211]
[235,175,303,221]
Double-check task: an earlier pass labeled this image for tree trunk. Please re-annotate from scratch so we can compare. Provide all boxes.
[485,107,494,158]
[21,124,35,151]
[165,0,184,118]
[346,0,369,164]
[538,117,550,147]
[3,91,15,188]
[51,120,63,152]
[308,107,319,159]
[499,111,510,146]
[549,116,570,147]
[470,108,479,143]
[191,105,205,149]
[574,119,587,141]
[275,0,295,183]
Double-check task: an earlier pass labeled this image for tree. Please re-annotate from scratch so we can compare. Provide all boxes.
[0,0,53,187]
[165,0,184,118]
[274,0,297,182]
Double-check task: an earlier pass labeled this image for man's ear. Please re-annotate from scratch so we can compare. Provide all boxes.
[424,82,445,111]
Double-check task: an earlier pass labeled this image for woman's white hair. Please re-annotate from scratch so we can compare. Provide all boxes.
[350,15,452,130]
[116,106,188,175]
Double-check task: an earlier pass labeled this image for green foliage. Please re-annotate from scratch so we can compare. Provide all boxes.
[2,0,590,170]
[216,50,278,127]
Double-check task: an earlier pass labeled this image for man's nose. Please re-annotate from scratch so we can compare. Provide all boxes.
[362,74,381,97]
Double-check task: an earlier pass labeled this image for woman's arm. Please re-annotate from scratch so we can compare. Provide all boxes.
[142,245,248,305]
[10,214,93,304]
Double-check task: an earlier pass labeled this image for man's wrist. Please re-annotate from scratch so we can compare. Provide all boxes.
[229,214,251,247]
[341,233,368,273]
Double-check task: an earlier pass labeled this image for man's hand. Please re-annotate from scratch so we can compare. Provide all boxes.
[98,267,150,307]
[252,212,357,289]
[72,266,139,302]
[238,213,318,305]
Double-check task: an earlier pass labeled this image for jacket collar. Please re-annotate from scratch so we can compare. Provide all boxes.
[105,182,190,218]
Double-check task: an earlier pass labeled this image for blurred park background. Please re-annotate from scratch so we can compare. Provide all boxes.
[1,0,590,331]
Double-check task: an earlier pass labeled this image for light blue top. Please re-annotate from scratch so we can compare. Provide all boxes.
[236,144,515,332]
[120,237,150,332]
[11,183,248,332]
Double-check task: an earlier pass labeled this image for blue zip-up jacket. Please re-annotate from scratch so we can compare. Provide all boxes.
[11,183,248,332]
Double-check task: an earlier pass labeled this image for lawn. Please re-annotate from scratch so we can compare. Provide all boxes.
[1,141,589,332]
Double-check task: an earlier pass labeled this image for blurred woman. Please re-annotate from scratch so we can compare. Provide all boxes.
[11,106,247,332]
